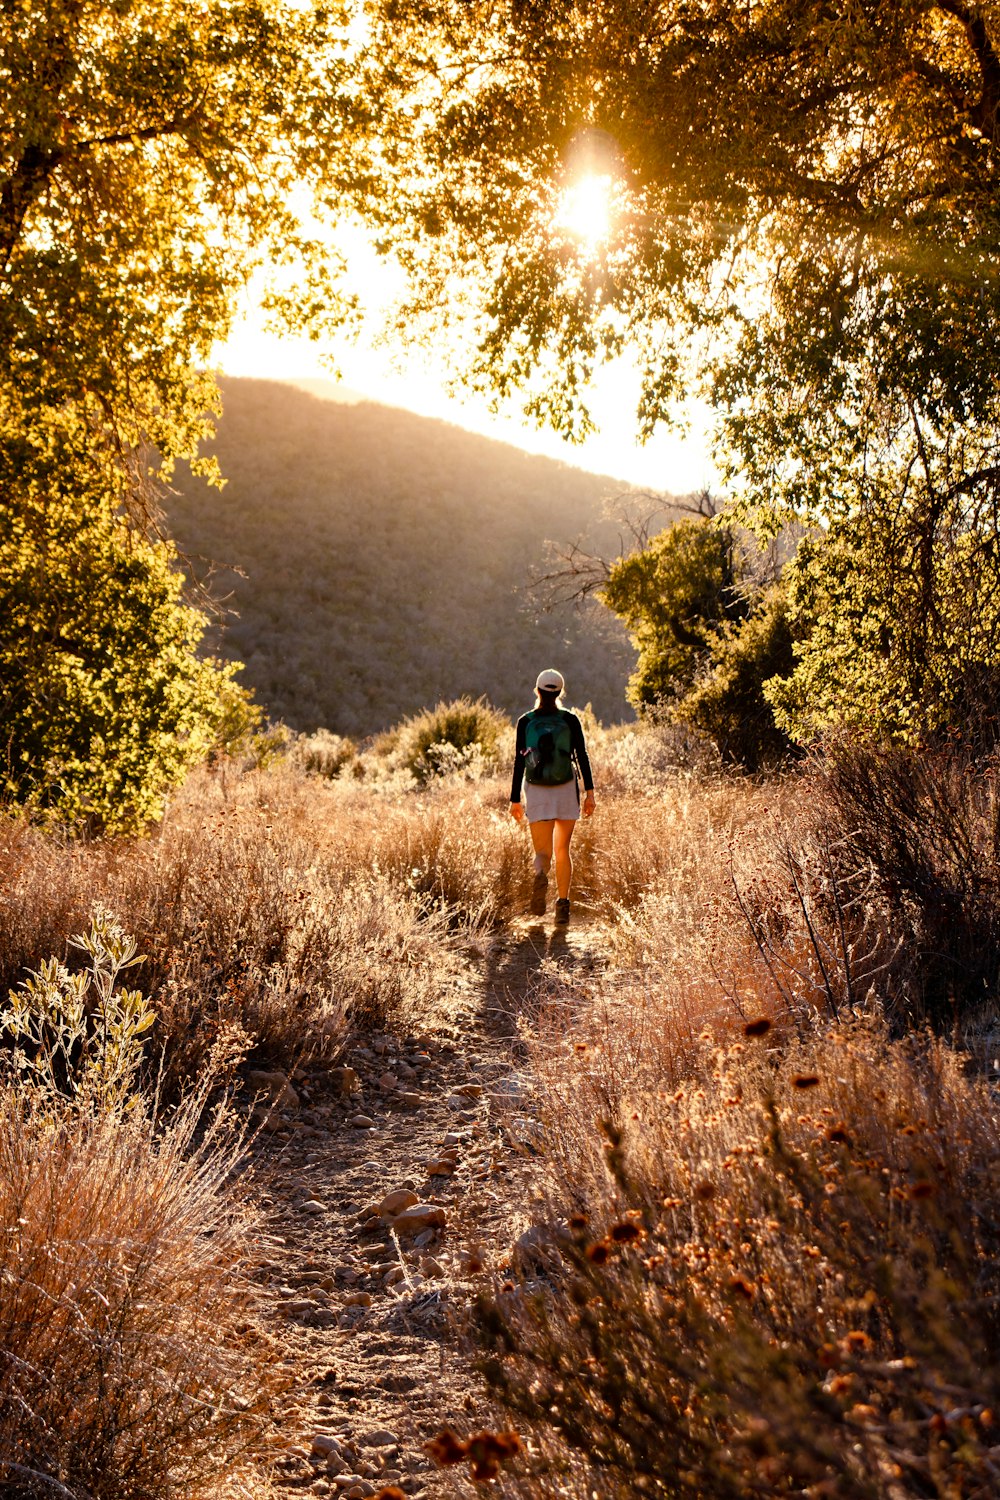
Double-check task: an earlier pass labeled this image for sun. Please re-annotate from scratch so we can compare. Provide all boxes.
[553,172,614,251]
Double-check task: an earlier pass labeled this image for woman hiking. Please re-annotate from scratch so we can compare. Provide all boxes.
[509,669,595,923]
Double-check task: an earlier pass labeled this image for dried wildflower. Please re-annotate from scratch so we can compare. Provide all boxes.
[574,1042,588,1053]
[908,1180,936,1199]
[744,1017,772,1037]
[825,1124,852,1145]
[568,1213,588,1232]
[792,1073,821,1089]
[610,1220,643,1244]
[586,1240,611,1264]
[728,1275,755,1299]
[694,1179,716,1201]
[426,1429,469,1466]
[467,1430,521,1481]
[849,1403,879,1424]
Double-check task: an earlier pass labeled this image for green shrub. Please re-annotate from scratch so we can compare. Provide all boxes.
[1,911,154,1111]
[0,405,241,834]
[385,697,509,782]
[676,583,796,769]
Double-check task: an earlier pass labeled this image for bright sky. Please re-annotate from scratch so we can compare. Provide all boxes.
[218,318,716,493]
[215,180,718,495]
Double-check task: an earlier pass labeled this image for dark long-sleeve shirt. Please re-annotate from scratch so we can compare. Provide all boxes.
[510,709,594,803]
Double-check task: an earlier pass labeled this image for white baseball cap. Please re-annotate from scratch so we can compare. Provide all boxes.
[535,669,565,692]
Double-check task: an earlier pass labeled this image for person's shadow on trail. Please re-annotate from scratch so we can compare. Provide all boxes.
[480,918,591,1039]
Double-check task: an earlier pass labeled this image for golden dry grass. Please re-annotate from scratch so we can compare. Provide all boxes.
[481,1019,1000,1499]
[0,1089,281,1499]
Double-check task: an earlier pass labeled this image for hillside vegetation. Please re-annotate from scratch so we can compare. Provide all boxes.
[166,379,644,735]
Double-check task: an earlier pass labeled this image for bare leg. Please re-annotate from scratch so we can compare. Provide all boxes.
[529,819,554,873]
[553,819,576,900]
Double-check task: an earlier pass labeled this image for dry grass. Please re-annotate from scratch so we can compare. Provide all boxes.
[456,737,1000,1499]
[0,1088,281,1499]
[479,1018,1000,1499]
[0,764,482,1093]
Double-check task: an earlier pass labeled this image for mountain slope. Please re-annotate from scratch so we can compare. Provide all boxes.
[166,378,661,735]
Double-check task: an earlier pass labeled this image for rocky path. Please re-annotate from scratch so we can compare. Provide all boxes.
[243,909,606,1500]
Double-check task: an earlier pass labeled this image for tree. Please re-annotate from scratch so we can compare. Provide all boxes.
[599,514,795,767]
[2,0,353,474]
[1,1,355,825]
[0,402,247,833]
[601,516,744,711]
[343,0,1000,739]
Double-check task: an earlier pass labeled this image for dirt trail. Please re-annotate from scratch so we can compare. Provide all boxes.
[246,907,607,1499]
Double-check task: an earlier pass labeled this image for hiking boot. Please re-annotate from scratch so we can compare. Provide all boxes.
[554,897,571,925]
[529,870,548,915]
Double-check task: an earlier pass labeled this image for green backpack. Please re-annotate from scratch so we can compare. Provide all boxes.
[524,710,576,786]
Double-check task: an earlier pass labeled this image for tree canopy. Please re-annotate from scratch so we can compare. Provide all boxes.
[2,0,352,472]
[343,0,1000,739]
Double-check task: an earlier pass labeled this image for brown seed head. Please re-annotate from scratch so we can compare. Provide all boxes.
[744,1017,772,1037]
[728,1275,755,1300]
[426,1429,469,1467]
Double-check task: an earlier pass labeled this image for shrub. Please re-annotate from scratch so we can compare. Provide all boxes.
[0,1097,278,1500]
[0,920,279,1499]
[477,1017,1000,1500]
[1,911,154,1110]
[676,583,796,770]
[382,697,509,783]
[112,786,462,1087]
[0,406,241,834]
[0,768,470,1094]
[294,727,357,778]
[815,738,1000,1029]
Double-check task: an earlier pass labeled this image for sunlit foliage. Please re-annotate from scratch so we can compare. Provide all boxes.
[345,0,1000,740]
[600,515,794,767]
[0,402,245,832]
[1,0,356,824]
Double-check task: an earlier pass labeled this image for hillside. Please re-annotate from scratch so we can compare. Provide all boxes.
[165,378,661,735]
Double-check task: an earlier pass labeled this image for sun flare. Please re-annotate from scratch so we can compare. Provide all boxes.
[554,172,614,250]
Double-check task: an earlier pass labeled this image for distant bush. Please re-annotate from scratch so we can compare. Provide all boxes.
[383,697,509,783]
[294,728,357,778]
[479,1017,1000,1500]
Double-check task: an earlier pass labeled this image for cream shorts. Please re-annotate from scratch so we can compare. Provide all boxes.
[524,778,580,823]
